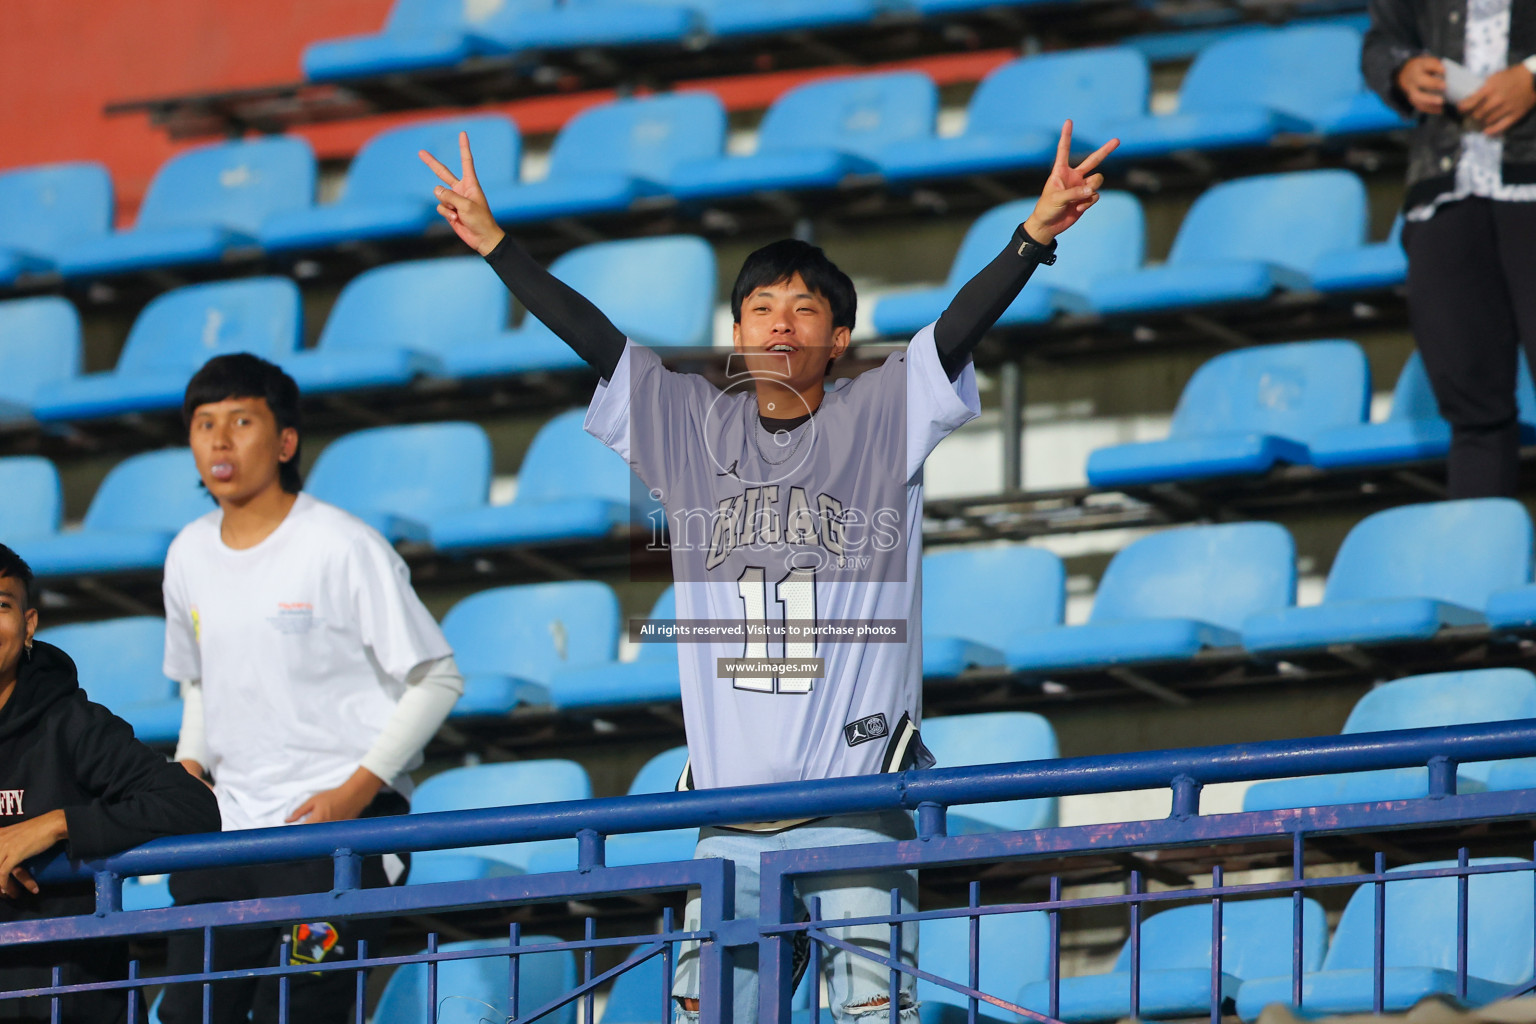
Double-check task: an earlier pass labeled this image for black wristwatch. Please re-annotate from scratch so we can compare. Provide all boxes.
[1013,224,1058,265]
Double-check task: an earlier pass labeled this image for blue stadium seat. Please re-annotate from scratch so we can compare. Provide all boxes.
[1019,898,1327,1022]
[1085,340,1371,488]
[1243,670,1536,811]
[438,236,715,379]
[1005,523,1295,673]
[794,910,1051,1024]
[878,50,1149,183]
[57,138,314,278]
[0,163,113,284]
[260,115,520,252]
[909,0,1059,11]
[605,939,815,1024]
[1310,217,1407,294]
[34,617,181,745]
[547,587,682,710]
[476,0,700,52]
[483,95,725,224]
[1087,27,1375,158]
[1235,860,1535,1019]
[693,0,892,39]
[281,257,507,394]
[301,0,538,80]
[305,422,491,544]
[670,72,938,201]
[441,582,622,718]
[0,457,62,542]
[873,195,1145,338]
[1241,499,1532,654]
[529,745,696,873]
[1308,351,1536,470]
[406,761,593,885]
[922,712,1058,833]
[922,543,1065,677]
[31,278,302,423]
[0,297,82,421]
[371,937,576,1024]
[17,449,212,578]
[427,408,656,551]
[1088,170,1366,315]
[122,873,173,912]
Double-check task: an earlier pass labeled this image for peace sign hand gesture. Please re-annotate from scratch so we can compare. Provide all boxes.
[419,131,507,257]
[1023,120,1120,246]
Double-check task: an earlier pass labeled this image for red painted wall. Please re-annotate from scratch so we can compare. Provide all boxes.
[0,0,393,223]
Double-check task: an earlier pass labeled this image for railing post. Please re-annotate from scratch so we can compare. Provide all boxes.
[1170,774,1202,820]
[1210,864,1224,1024]
[916,801,947,839]
[1428,755,1458,798]
[332,849,362,892]
[93,870,122,916]
[701,857,736,1024]
[577,828,606,872]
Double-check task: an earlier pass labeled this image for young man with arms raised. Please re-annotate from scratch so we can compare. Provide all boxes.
[0,544,220,1023]
[158,354,464,1024]
[422,122,1115,1021]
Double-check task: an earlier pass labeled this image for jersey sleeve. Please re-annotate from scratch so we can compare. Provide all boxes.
[584,340,720,498]
[346,531,453,684]
[161,542,201,683]
[903,322,982,480]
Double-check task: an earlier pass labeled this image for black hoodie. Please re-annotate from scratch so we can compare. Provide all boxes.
[0,641,220,1021]
[0,640,221,921]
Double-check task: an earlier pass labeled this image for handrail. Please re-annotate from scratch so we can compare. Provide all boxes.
[34,718,1536,886]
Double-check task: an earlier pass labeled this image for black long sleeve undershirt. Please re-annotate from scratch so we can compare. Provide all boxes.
[932,225,1054,381]
[481,223,1054,397]
[484,233,628,380]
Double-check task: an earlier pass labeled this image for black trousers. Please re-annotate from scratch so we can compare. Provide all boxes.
[0,940,141,1024]
[159,793,408,1024]
[1403,197,1536,498]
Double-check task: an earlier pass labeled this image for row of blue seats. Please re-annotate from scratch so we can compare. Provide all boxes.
[283,860,1534,1024]
[0,237,710,421]
[2,411,650,579]
[0,174,1404,425]
[0,26,1403,286]
[35,499,1536,750]
[303,0,1036,81]
[1086,340,1511,488]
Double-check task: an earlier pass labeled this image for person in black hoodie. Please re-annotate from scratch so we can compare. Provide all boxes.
[0,543,222,1023]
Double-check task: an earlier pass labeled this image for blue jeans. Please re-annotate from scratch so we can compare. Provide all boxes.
[672,810,920,1023]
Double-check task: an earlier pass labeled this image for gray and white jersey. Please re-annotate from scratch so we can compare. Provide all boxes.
[585,324,980,790]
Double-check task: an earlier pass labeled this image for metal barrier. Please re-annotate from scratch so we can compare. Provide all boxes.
[7,719,1536,1024]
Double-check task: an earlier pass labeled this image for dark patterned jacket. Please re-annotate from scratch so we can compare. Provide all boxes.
[1363,0,1536,208]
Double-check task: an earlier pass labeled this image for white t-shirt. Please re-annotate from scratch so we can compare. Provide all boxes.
[163,493,452,831]
[584,325,980,791]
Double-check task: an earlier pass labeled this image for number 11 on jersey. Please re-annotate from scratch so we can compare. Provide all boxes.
[735,566,817,693]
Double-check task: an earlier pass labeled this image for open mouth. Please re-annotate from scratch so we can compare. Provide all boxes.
[210,462,235,482]
[766,343,797,354]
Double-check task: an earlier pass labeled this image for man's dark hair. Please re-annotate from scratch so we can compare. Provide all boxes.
[731,239,857,333]
[0,544,35,613]
[183,353,304,494]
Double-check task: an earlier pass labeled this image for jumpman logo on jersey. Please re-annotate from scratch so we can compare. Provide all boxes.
[716,459,742,479]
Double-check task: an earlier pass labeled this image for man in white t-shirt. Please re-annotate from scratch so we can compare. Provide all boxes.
[158,354,464,1024]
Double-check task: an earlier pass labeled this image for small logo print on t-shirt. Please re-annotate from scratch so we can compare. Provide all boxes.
[844,714,889,748]
[268,602,317,635]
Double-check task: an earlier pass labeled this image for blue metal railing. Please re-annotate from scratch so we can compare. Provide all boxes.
[6,719,1536,1024]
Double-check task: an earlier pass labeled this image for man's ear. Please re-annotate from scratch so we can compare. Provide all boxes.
[24,608,38,646]
[278,427,299,464]
[731,321,743,351]
[831,326,852,359]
